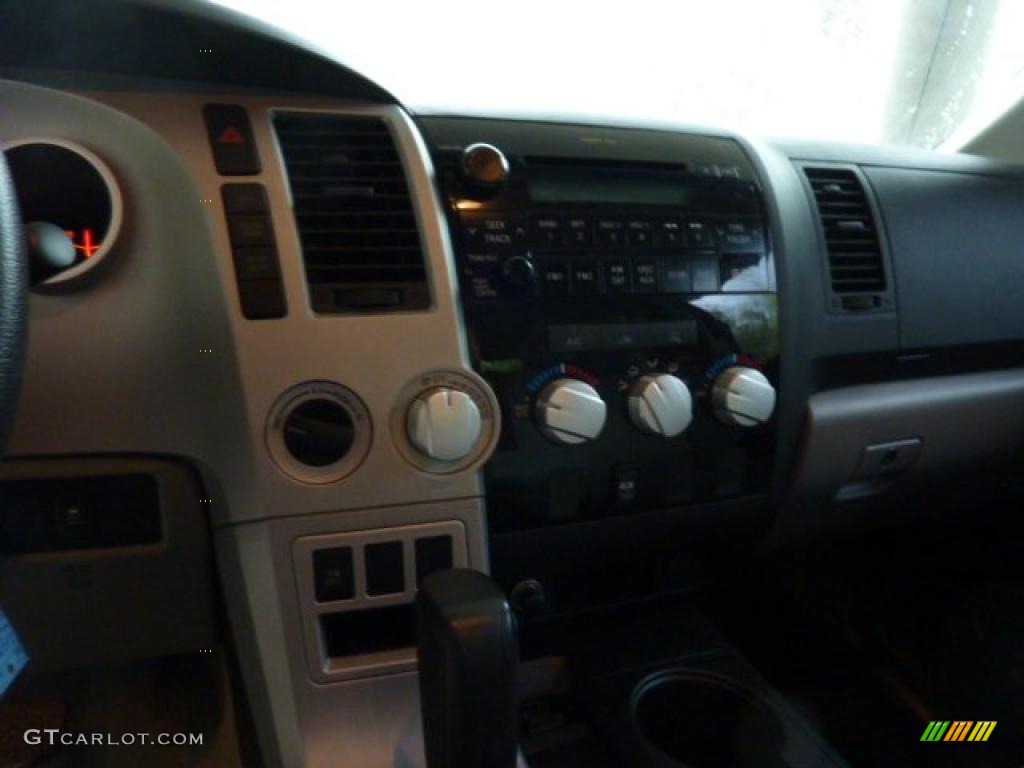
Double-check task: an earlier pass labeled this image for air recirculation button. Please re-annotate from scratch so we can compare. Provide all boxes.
[283,398,355,467]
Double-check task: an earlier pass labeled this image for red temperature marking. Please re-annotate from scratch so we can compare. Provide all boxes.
[65,228,101,258]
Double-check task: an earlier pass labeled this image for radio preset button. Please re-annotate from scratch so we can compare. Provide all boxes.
[720,220,763,250]
[720,253,765,290]
[565,217,591,246]
[660,258,693,293]
[692,257,720,293]
[627,220,652,246]
[634,260,658,293]
[686,220,715,247]
[539,255,569,297]
[531,215,562,247]
[570,260,601,295]
[657,219,685,247]
[605,259,631,293]
[596,218,626,246]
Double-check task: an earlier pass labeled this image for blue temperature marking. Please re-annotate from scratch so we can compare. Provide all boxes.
[526,363,566,393]
[0,609,28,696]
[705,354,738,380]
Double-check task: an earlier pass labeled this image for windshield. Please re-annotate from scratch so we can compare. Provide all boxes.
[210,0,1024,150]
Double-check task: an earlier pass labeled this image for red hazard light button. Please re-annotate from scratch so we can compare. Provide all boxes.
[203,103,261,175]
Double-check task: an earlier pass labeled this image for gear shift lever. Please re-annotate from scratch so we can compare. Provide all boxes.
[416,568,519,768]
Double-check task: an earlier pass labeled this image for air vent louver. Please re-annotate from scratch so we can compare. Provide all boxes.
[275,112,429,313]
[804,167,886,298]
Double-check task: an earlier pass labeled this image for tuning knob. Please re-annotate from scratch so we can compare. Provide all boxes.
[461,143,509,188]
[711,367,776,427]
[628,374,693,437]
[501,254,535,289]
[407,387,482,461]
[535,379,606,445]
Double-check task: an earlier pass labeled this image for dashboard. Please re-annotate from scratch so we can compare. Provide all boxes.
[2,2,1024,766]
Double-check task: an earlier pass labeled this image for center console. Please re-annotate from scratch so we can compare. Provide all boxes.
[420,118,779,534]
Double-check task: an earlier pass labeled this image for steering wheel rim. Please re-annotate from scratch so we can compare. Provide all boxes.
[0,147,28,454]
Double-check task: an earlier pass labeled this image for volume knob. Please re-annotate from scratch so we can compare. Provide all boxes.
[407,387,482,461]
[461,143,509,188]
[628,374,693,437]
[711,367,776,427]
[535,379,607,445]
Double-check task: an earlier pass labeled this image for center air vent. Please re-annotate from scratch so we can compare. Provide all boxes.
[804,166,890,311]
[275,112,430,313]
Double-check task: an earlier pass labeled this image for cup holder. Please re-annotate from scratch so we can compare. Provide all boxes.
[631,671,786,767]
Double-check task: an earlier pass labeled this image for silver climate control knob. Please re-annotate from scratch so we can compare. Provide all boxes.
[711,367,776,427]
[628,374,693,437]
[535,379,607,445]
[407,387,482,461]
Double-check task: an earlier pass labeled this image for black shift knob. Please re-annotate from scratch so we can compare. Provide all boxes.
[416,569,519,768]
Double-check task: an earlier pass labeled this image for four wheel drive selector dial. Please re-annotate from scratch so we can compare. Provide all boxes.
[711,366,777,427]
[628,374,693,437]
[406,387,482,462]
[395,370,501,474]
[535,378,607,445]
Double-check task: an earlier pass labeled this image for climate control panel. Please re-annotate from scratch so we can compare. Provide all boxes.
[421,117,780,530]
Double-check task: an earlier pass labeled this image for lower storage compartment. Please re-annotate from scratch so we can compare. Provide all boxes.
[564,607,849,768]
[632,671,785,767]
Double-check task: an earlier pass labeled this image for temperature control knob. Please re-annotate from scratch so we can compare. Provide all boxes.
[628,374,693,437]
[711,367,776,427]
[461,143,509,188]
[407,387,482,461]
[535,379,606,445]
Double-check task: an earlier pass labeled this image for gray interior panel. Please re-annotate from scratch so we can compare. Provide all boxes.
[772,369,1024,546]
[863,166,1024,349]
[0,456,216,670]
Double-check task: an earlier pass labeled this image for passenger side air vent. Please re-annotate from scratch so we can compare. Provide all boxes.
[803,166,890,311]
[274,112,429,313]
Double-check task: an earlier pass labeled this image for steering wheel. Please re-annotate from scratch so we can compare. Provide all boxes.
[0,148,28,453]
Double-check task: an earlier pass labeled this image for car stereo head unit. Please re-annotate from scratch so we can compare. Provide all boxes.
[419,117,778,533]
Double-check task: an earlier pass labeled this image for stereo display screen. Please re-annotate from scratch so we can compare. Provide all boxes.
[528,166,691,207]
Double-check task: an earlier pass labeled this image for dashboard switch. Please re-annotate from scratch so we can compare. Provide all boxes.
[628,374,693,437]
[612,464,639,512]
[711,367,776,427]
[313,546,355,602]
[535,379,607,445]
[365,541,405,596]
[204,104,261,175]
[407,388,483,462]
[233,247,280,281]
[227,214,275,246]
[415,536,454,587]
[221,182,269,213]
[237,280,286,319]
